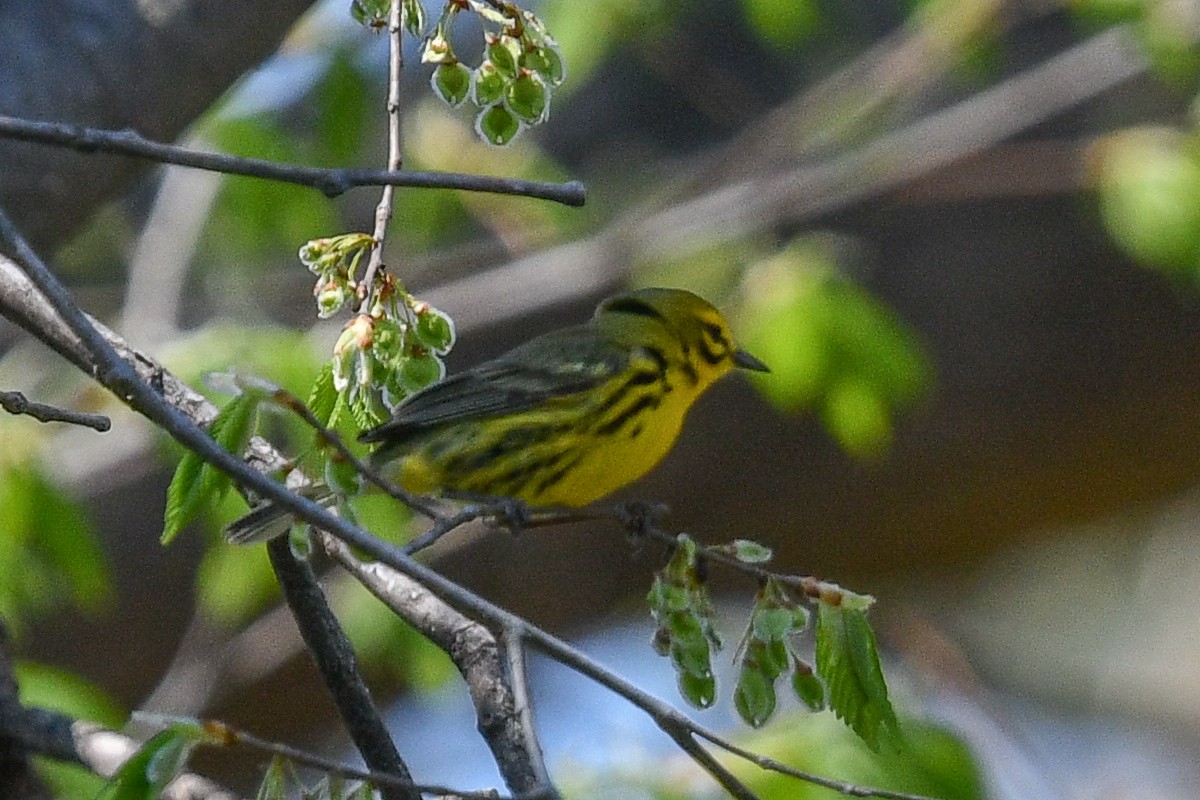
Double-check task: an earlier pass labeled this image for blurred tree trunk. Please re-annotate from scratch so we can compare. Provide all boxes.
[0,0,317,253]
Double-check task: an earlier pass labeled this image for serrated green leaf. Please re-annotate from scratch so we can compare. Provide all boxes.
[816,602,899,750]
[734,665,777,727]
[162,392,263,544]
[96,725,204,800]
[307,361,339,428]
[348,388,387,431]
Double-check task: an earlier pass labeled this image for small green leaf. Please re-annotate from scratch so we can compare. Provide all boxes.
[324,456,363,497]
[487,35,520,79]
[401,0,425,36]
[734,665,777,727]
[96,724,205,800]
[413,307,456,354]
[475,104,522,146]
[432,62,471,107]
[792,658,827,711]
[751,606,797,642]
[162,392,264,544]
[758,638,790,680]
[651,581,690,613]
[670,633,712,680]
[504,72,549,124]
[398,352,446,392]
[472,62,506,106]
[307,361,339,428]
[520,43,566,86]
[666,608,704,642]
[816,602,899,750]
[678,669,716,709]
[731,538,773,563]
[255,756,289,800]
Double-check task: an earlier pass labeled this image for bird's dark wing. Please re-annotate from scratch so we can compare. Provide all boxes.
[359,326,626,443]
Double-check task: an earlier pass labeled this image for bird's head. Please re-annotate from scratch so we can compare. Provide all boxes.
[595,288,769,388]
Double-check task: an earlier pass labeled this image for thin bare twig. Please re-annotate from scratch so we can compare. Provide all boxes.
[0,116,586,207]
[0,390,110,431]
[198,717,538,800]
[259,380,442,519]
[356,0,406,312]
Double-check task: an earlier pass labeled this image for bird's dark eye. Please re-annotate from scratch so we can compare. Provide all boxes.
[702,322,727,349]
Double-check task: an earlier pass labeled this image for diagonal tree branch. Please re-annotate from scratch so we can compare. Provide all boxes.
[266,538,418,800]
[319,532,554,798]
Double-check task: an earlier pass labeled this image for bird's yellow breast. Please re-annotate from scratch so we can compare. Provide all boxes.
[393,362,709,508]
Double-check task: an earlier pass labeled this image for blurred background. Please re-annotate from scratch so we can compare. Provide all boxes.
[2,0,1200,797]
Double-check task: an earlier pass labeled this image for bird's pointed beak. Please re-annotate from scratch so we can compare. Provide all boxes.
[732,349,770,372]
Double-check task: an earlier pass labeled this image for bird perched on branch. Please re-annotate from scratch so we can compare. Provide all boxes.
[227,287,768,543]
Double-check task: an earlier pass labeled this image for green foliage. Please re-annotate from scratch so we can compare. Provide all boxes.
[815,599,900,751]
[96,721,215,800]
[1096,127,1200,281]
[740,0,819,49]
[162,390,265,543]
[17,663,124,798]
[196,533,279,625]
[647,535,721,709]
[740,240,931,457]
[0,463,110,632]
[415,1,566,146]
[432,62,472,107]
[734,579,810,728]
[476,104,523,146]
[648,533,898,748]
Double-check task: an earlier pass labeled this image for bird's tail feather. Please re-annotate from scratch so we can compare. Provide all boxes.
[224,486,336,545]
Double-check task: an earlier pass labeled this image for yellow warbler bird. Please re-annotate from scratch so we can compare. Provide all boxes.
[227,287,767,543]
